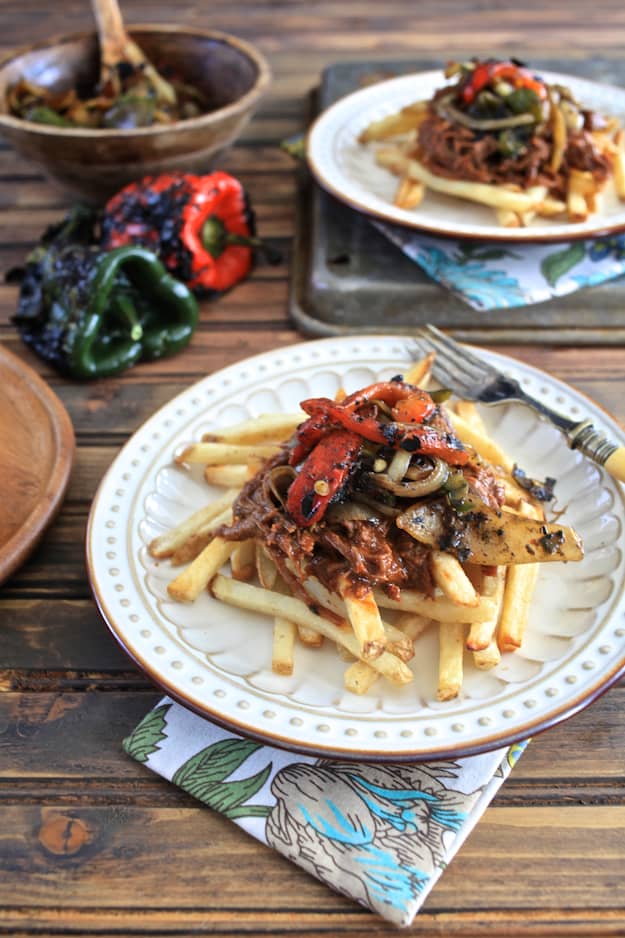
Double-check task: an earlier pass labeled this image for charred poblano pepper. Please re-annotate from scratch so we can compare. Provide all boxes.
[11,209,198,379]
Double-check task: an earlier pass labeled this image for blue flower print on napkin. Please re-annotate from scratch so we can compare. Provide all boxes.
[373,220,625,310]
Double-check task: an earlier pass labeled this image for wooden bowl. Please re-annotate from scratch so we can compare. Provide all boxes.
[0,25,271,200]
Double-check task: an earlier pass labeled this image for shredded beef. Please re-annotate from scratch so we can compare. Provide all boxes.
[414,110,611,197]
[219,449,436,598]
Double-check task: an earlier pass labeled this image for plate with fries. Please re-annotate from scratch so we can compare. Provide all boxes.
[87,336,625,760]
[306,69,625,241]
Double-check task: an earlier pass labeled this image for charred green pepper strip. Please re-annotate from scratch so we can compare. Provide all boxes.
[70,246,198,378]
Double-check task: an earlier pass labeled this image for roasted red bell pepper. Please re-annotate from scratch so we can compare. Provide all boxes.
[101,171,272,294]
[286,429,362,527]
[461,60,547,105]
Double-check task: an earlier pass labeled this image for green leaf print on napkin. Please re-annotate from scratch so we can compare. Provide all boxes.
[540,242,586,286]
[172,738,272,820]
[123,702,170,762]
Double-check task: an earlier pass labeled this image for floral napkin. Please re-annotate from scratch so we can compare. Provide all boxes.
[374,221,625,311]
[124,696,528,926]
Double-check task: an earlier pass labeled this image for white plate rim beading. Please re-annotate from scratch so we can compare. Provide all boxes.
[86,335,625,761]
[306,68,625,243]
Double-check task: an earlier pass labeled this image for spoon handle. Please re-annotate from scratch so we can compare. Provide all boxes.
[90,0,130,65]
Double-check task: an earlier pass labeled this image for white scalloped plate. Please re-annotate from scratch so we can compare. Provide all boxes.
[306,69,625,242]
[87,336,625,760]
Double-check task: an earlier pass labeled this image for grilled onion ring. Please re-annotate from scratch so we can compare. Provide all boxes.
[369,457,449,498]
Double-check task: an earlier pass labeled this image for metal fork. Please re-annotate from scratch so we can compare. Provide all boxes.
[412,324,625,483]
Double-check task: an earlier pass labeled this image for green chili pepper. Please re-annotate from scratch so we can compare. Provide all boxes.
[12,210,198,380]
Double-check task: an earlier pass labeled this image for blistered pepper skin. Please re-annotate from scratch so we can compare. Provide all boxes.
[286,429,362,527]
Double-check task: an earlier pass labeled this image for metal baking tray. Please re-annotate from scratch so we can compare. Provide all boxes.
[289,57,625,343]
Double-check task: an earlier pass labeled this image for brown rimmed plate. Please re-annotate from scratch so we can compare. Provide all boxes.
[306,69,625,243]
[86,336,625,760]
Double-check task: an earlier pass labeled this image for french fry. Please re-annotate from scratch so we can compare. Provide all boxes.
[374,144,413,175]
[466,567,505,651]
[437,622,465,701]
[394,175,425,209]
[375,588,497,623]
[566,169,598,222]
[497,562,540,652]
[453,400,487,434]
[296,623,325,648]
[613,129,625,199]
[231,539,256,581]
[536,197,567,217]
[447,410,514,472]
[358,100,428,143]
[210,575,413,685]
[495,208,521,228]
[473,638,502,670]
[170,506,233,566]
[393,612,432,641]
[301,573,413,660]
[337,576,388,659]
[148,489,238,558]
[403,157,548,213]
[272,617,296,675]
[430,550,479,607]
[176,441,278,466]
[202,412,304,445]
[167,536,236,603]
[344,659,380,695]
[204,465,251,487]
[404,351,435,388]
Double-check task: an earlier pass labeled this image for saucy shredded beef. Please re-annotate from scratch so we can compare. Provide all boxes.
[218,439,504,608]
[415,108,611,198]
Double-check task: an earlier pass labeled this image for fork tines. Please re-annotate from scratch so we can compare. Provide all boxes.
[412,324,500,398]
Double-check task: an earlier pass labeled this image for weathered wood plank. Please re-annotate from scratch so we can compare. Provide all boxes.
[0,803,623,920]
[1,688,624,782]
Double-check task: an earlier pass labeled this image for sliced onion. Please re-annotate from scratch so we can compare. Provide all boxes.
[265,465,296,506]
[386,448,412,482]
[434,92,536,130]
[325,501,384,523]
[354,492,401,518]
[369,457,449,498]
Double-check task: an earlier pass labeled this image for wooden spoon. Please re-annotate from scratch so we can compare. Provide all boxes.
[90,0,177,104]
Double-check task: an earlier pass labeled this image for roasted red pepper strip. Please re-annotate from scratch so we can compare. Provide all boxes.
[286,429,362,527]
[461,61,547,105]
[289,415,329,466]
[341,379,436,422]
[299,397,469,466]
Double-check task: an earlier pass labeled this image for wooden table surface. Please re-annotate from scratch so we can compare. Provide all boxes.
[2,2,625,935]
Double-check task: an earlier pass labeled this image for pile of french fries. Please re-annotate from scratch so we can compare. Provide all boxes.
[358,96,625,227]
[149,355,551,702]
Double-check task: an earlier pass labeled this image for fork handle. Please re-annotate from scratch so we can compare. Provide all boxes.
[602,448,625,483]
[566,419,625,483]
[515,390,625,484]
